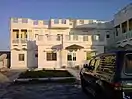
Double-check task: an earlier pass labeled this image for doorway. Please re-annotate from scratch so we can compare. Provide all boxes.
[67,51,76,67]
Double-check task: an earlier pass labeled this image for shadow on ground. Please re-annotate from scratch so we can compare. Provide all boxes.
[0,83,90,99]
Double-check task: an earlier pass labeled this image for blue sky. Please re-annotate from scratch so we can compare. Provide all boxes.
[0,0,132,50]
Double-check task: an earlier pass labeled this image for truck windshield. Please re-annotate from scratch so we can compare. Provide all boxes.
[124,54,132,74]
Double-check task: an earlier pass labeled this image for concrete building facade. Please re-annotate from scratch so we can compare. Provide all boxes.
[107,3,132,51]
[10,3,132,69]
[10,18,112,69]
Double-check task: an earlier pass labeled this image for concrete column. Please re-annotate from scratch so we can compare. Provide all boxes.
[61,49,67,67]
[120,24,122,35]
[127,20,129,31]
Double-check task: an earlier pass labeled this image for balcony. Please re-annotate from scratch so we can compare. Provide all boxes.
[12,38,28,44]
[107,30,132,47]
[12,39,19,43]
[21,39,28,43]
[115,30,132,42]
[36,35,106,46]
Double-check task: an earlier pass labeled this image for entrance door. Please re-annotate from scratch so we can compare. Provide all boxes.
[67,51,76,67]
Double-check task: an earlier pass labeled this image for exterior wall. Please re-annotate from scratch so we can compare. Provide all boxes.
[38,46,60,69]
[10,17,107,69]
[37,45,104,69]
[114,4,132,26]
[27,50,37,68]
[11,50,27,69]
[107,4,132,51]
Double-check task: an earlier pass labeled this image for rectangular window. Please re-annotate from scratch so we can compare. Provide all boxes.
[33,20,38,25]
[92,34,100,41]
[16,32,19,38]
[13,18,18,23]
[106,34,110,38]
[25,32,27,38]
[22,19,28,23]
[35,53,38,58]
[115,25,120,36]
[13,29,19,38]
[124,54,132,74]
[46,52,57,61]
[86,51,96,60]
[54,19,59,24]
[19,54,24,61]
[73,35,78,40]
[83,35,88,41]
[79,20,84,24]
[21,30,27,38]
[35,34,38,38]
[73,53,76,61]
[56,34,61,41]
[62,19,66,24]
[46,34,51,40]
[96,54,116,75]
[67,54,72,61]
[129,18,132,31]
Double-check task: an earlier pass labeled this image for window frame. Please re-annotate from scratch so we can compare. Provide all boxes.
[123,53,132,75]
[73,35,78,41]
[92,34,100,41]
[106,34,110,38]
[86,51,96,60]
[54,19,59,24]
[95,54,116,82]
[96,54,116,75]
[62,19,66,24]
[56,34,61,41]
[83,35,88,41]
[46,52,57,61]
[16,32,19,38]
[19,54,24,61]
[67,54,72,61]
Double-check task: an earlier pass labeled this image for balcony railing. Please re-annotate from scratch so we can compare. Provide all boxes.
[115,30,132,42]
[37,35,105,42]
[107,30,132,46]
[21,39,27,43]
[12,39,19,43]
[12,38,27,43]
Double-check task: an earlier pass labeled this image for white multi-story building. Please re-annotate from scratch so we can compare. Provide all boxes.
[10,18,113,69]
[11,3,132,69]
[107,3,132,51]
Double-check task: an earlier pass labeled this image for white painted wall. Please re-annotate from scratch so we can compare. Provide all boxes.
[11,50,27,69]
[114,4,132,26]
[37,43,104,69]
[10,18,107,69]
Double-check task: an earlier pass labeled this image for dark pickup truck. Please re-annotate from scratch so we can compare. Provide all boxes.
[80,51,132,99]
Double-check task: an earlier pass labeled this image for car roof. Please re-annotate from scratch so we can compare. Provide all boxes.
[93,50,132,58]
